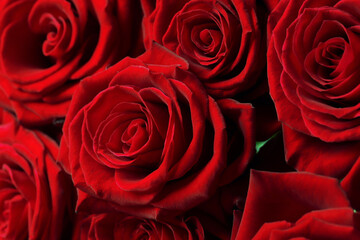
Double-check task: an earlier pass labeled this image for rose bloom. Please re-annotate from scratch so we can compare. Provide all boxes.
[72,211,204,240]
[268,0,360,177]
[76,187,231,240]
[232,170,360,240]
[73,192,205,240]
[141,0,266,98]
[0,109,73,239]
[59,44,255,219]
[0,0,143,126]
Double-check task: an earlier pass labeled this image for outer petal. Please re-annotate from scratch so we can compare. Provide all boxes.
[283,125,360,178]
[235,170,351,240]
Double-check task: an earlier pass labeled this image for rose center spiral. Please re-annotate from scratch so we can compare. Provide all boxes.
[121,119,148,153]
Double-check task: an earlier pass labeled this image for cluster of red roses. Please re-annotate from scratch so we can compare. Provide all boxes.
[0,0,360,239]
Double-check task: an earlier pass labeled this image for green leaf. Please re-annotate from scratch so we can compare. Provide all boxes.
[255,131,280,153]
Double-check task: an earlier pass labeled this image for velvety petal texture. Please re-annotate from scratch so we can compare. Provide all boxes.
[232,170,360,240]
[59,44,255,219]
[341,156,360,211]
[0,110,73,239]
[268,0,360,176]
[262,0,279,11]
[72,211,204,240]
[0,0,144,125]
[282,125,360,178]
[141,0,266,98]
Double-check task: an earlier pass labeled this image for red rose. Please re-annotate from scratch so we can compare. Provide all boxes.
[0,0,143,125]
[59,44,255,218]
[72,211,204,240]
[232,170,360,240]
[75,188,230,239]
[267,0,360,177]
[141,0,266,98]
[0,111,73,239]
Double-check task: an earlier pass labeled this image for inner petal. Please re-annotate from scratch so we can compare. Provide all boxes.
[305,37,347,83]
[120,119,148,154]
[179,10,223,64]
[316,38,345,70]
[199,29,213,46]
[325,43,344,61]
[191,23,222,57]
